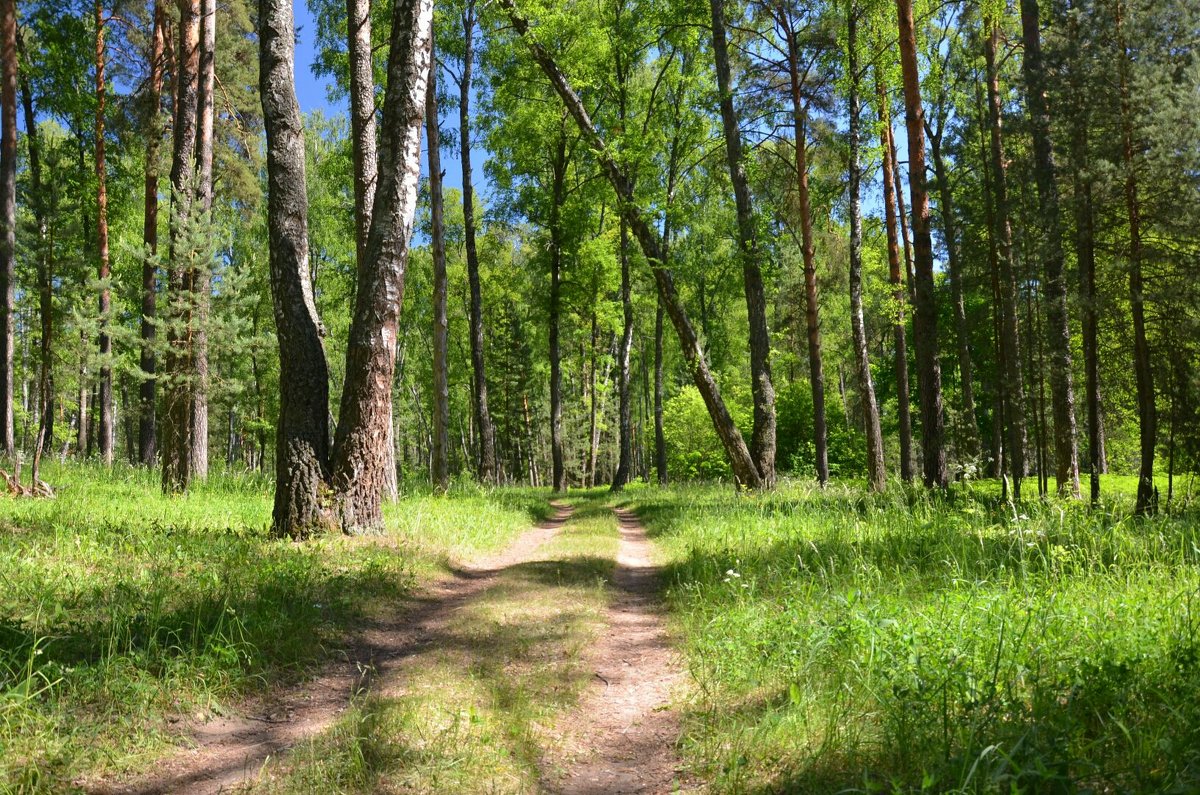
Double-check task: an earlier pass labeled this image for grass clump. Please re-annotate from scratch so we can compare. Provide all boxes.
[629,477,1200,793]
[0,461,551,792]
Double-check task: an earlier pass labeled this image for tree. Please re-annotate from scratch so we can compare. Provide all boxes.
[330,0,434,531]
[260,0,332,537]
[94,0,114,465]
[139,0,166,466]
[1019,0,1080,496]
[711,0,777,487]
[0,0,15,459]
[427,43,450,494]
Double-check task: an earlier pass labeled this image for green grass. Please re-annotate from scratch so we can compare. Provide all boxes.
[256,492,619,793]
[626,476,1200,793]
[0,461,552,793]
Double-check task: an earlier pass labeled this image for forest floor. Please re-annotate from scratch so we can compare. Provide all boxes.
[71,490,688,794]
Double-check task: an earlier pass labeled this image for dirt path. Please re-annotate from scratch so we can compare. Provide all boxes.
[87,504,574,795]
[542,506,688,794]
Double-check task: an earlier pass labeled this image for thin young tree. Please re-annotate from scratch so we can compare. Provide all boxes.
[427,44,450,494]
[190,0,217,479]
[260,0,332,536]
[895,0,948,487]
[846,0,885,492]
[95,0,115,465]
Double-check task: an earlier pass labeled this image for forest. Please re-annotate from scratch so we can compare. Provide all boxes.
[0,0,1198,789]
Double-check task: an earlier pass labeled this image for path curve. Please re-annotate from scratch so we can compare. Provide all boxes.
[543,506,688,794]
[85,503,573,795]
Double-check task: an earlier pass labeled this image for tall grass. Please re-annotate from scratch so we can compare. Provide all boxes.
[630,477,1200,793]
[0,462,551,792]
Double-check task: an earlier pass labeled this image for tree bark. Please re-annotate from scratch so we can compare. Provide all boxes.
[548,134,567,492]
[94,0,115,466]
[162,0,200,493]
[427,50,450,494]
[501,0,762,488]
[330,0,433,531]
[611,219,634,490]
[0,0,16,459]
[260,0,332,536]
[847,5,885,492]
[710,0,776,486]
[654,296,666,485]
[140,0,166,466]
[780,10,827,486]
[189,0,216,480]
[457,0,496,484]
[928,127,980,460]
[1020,0,1080,496]
[895,0,948,487]
[985,25,1028,499]
[1117,6,1155,516]
[878,79,913,483]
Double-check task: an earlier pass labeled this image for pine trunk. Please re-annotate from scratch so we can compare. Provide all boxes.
[140,1,166,466]
[95,0,115,466]
[895,0,948,487]
[330,0,433,531]
[1020,0,1080,496]
[189,0,216,480]
[259,0,332,537]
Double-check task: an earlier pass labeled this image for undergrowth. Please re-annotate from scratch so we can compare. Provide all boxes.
[628,476,1200,793]
[0,461,550,793]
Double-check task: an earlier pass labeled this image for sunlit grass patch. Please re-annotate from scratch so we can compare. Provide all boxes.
[255,492,617,793]
[633,476,1200,793]
[0,463,552,791]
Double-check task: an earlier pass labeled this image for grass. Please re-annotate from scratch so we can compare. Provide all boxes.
[625,475,1200,793]
[253,492,620,793]
[0,461,553,793]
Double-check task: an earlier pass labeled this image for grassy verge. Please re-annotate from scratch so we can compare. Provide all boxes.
[255,493,619,793]
[628,476,1200,793]
[0,462,552,793]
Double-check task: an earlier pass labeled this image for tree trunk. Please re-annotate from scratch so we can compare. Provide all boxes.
[654,297,666,485]
[457,1,496,484]
[847,6,885,492]
[878,78,913,483]
[781,12,827,486]
[710,0,776,486]
[985,25,1027,499]
[895,0,948,488]
[95,0,115,466]
[549,135,567,492]
[189,0,216,480]
[140,0,166,466]
[260,0,332,537]
[0,0,15,459]
[928,128,979,460]
[330,0,434,531]
[1020,0,1080,496]
[611,221,634,491]
[427,50,450,494]
[1117,6,1155,516]
[162,0,199,493]
[501,0,761,488]
[1068,11,1101,504]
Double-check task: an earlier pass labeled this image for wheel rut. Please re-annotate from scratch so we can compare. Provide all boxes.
[541,506,689,794]
[85,503,574,795]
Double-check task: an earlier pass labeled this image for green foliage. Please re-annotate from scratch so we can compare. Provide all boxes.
[775,381,867,478]
[661,385,747,481]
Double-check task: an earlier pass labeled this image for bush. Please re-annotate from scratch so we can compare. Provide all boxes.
[661,386,750,481]
[775,381,866,477]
